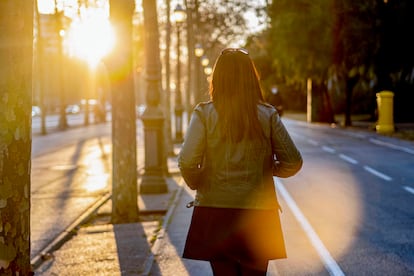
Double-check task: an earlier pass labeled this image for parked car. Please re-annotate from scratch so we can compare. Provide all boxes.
[32,106,41,117]
[136,104,146,117]
[65,104,80,114]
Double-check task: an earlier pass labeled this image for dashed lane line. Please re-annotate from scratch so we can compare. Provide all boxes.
[403,186,414,195]
[275,178,345,276]
[344,132,367,139]
[322,146,336,154]
[312,141,409,194]
[339,154,359,165]
[303,137,412,195]
[363,166,393,182]
[317,143,394,182]
[307,139,319,146]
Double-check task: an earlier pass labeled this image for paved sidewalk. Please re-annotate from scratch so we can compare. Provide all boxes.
[31,119,206,275]
[148,184,212,276]
[30,128,113,263]
[31,130,213,276]
[34,169,188,276]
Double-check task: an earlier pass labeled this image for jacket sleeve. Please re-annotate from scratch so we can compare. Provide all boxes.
[271,111,303,178]
[177,107,206,190]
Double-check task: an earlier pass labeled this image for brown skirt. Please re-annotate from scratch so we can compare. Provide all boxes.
[183,206,286,262]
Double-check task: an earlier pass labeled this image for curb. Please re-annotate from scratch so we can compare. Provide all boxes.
[31,192,112,270]
[142,177,185,276]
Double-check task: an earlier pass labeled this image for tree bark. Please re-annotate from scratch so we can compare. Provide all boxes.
[108,0,139,223]
[0,0,33,274]
[310,79,335,123]
[344,75,359,127]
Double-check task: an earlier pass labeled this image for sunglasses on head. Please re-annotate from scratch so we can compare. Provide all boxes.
[220,48,249,55]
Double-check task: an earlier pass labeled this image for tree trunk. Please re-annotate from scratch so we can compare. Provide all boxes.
[108,0,139,223]
[0,1,33,274]
[310,79,335,123]
[343,76,359,127]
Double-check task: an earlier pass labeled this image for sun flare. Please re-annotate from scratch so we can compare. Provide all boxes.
[66,13,114,68]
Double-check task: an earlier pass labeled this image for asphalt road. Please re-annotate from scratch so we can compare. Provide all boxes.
[29,114,414,275]
[30,118,114,263]
[31,112,104,136]
[266,119,414,275]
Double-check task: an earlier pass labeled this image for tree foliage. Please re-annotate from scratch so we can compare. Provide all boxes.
[268,0,337,83]
[186,0,267,54]
[266,0,336,121]
[266,0,414,122]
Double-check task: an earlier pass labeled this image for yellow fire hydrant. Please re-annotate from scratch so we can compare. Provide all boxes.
[376,91,394,134]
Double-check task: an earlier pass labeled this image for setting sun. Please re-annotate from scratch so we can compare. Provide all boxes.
[66,12,114,68]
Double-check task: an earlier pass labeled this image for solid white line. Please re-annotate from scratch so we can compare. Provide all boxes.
[369,138,414,155]
[275,178,345,276]
[322,146,336,153]
[403,186,414,195]
[339,154,359,165]
[363,166,393,181]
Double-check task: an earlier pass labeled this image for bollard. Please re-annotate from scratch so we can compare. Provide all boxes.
[376,91,394,134]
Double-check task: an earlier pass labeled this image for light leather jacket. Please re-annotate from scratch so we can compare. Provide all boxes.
[178,101,302,210]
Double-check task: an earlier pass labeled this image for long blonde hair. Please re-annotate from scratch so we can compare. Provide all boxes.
[209,48,265,143]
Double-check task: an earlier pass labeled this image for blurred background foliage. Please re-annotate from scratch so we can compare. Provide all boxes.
[245,0,414,124]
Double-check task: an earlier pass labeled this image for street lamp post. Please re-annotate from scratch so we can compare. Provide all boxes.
[204,66,212,76]
[54,0,68,130]
[173,4,186,143]
[201,55,209,67]
[194,43,204,107]
[35,0,47,135]
[139,0,168,194]
[201,55,210,96]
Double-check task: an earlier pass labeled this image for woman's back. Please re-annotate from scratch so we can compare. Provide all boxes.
[180,102,282,210]
[179,48,303,273]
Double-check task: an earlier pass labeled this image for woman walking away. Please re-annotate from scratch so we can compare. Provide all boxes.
[178,48,303,276]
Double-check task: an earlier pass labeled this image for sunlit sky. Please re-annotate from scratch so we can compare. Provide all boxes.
[66,15,114,68]
[37,0,61,14]
[38,0,113,68]
[37,0,265,65]
[37,0,88,16]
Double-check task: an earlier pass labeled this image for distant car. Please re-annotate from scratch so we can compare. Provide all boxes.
[136,104,146,117]
[32,106,41,117]
[266,87,284,117]
[65,104,80,114]
[105,103,112,112]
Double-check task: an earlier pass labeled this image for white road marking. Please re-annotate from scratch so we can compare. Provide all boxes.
[322,146,336,153]
[403,186,414,195]
[308,139,319,146]
[301,131,402,186]
[345,132,367,139]
[369,138,414,155]
[363,166,393,181]
[275,178,345,276]
[339,154,359,164]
